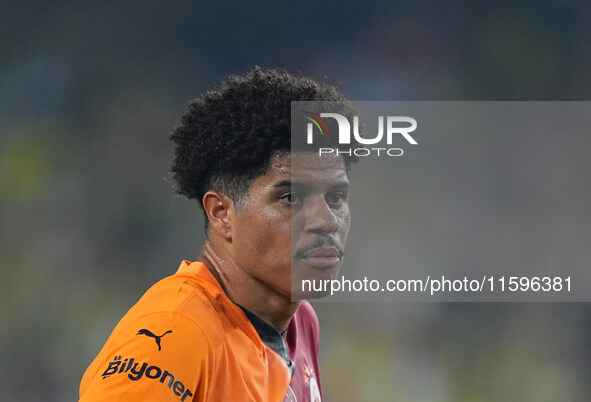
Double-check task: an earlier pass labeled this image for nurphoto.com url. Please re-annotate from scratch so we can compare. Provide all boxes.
[301,275,572,296]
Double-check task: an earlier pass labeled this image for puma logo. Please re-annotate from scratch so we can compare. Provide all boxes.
[137,329,172,351]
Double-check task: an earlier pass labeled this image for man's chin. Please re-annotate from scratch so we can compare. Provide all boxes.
[290,263,341,301]
[290,288,333,301]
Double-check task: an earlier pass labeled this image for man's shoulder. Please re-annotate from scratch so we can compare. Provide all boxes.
[80,262,240,400]
[121,262,235,338]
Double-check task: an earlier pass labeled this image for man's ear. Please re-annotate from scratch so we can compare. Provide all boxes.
[202,191,234,240]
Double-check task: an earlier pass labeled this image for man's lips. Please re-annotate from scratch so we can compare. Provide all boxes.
[304,246,341,258]
[300,246,342,267]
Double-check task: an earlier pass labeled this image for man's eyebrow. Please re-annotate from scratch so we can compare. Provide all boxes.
[273,180,291,188]
[330,180,351,189]
[272,180,350,189]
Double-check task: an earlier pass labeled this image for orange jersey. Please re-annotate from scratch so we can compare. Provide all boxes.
[80,261,297,401]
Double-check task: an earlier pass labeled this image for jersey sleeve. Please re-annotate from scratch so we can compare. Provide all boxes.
[79,311,212,402]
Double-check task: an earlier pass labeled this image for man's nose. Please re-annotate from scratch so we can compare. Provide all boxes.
[303,195,339,235]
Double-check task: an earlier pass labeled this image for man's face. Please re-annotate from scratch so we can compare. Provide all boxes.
[230,151,351,300]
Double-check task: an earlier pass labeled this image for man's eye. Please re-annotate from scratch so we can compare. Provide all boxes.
[281,193,301,204]
[326,192,346,205]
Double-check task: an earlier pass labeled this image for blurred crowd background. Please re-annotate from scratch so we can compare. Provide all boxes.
[2,1,591,400]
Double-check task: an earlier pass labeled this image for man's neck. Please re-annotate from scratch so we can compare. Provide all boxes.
[200,241,300,333]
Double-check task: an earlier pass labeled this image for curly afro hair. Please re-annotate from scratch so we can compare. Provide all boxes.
[170,67,356,212]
